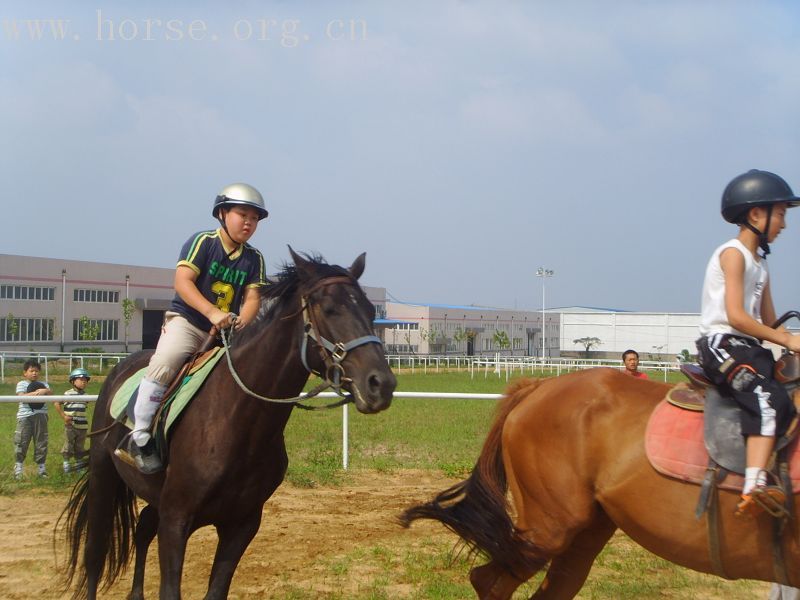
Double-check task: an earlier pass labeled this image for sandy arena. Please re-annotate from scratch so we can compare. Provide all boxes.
[0,470,458,599]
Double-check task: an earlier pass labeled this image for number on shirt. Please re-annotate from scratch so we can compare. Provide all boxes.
[211,281,234,312]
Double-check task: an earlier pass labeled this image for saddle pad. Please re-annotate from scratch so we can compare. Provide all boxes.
[110,347,225,437]
[645,400,800,493]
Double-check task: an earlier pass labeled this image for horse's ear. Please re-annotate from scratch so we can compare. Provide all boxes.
[289,246,311,274]
[349,252,366,280]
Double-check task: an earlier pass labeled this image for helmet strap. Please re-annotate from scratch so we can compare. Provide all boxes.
[218,211,243,258]
[743,204,773,257]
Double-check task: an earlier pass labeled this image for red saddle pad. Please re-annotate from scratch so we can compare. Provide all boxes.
[645,399,800,493]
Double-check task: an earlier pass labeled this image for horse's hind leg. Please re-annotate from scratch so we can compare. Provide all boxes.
[204,508,263,600]
[530,511,616,599]
[129,505,159,600]
[470,561,541,600]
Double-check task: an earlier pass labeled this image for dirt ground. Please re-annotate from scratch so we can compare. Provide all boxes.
[0,470,460,599]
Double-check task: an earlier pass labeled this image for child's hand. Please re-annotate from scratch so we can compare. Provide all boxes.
[64,415,73,425]
[209,308,236,330]
[37,388,51,396]
[784,333,800,353]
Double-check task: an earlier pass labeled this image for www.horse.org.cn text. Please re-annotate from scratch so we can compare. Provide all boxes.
[1,11,368,46]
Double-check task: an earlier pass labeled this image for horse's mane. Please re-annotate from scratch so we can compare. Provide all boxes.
[231,252,353,346]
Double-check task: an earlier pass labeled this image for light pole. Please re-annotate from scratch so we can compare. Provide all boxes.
[536,267,554,359]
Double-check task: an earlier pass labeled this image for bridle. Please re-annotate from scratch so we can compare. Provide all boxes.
[220,275,383,410]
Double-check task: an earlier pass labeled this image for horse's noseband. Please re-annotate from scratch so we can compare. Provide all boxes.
[299,275,383,394]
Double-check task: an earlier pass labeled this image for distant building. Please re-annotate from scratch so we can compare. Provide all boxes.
[0,254,388,353]
[383,301,557,357]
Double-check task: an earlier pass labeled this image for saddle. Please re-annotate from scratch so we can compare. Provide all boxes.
[645,358,800,583]
[111,336,226,465]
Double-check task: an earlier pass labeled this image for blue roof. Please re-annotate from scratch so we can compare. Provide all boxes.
[374,318,416,325]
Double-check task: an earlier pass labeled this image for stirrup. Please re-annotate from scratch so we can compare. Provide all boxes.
[735,485,788,519]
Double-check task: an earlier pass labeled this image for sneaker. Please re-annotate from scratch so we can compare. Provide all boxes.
[115,437,163,475]
[735,485,787,518]
[38,472,48,479]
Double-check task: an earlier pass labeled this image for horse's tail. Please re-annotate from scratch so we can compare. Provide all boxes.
[58,370,138,599]
[58,462,137,599]
[400,378,548,575]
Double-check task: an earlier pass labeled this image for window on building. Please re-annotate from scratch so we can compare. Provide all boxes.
[385,344,418,354]
[72,318,119,342]
[513,337,523,350]
[0,285,55,301]
[0,317,55,342]
[73,288,120,303]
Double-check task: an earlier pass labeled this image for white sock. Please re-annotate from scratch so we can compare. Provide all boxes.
[14,462,22,474]
[744,467,762,495]
[37,463,46,474]
[132,378,167,447]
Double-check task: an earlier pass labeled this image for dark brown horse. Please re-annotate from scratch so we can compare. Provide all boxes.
[60,250,396,599]
[403,367,800,599]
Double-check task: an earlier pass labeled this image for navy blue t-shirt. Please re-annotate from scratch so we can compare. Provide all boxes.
[170,229,266,331]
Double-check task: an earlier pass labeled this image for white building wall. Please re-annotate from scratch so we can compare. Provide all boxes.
[560,311,700,358]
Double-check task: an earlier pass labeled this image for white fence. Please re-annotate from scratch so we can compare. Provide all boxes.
[384,354,681,382]
[0,351,127,383]
[0,392,503,470]
[1,352,683,384]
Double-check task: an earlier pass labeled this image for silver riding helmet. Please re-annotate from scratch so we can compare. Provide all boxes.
[212,183,269,220]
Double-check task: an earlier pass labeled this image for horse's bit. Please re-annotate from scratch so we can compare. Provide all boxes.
[220,275,382,409]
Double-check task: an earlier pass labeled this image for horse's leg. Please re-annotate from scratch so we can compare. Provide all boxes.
[529,511,616,599]
[470,561,538,600]
[129,505,159,600]
[157,507,192,600]
[204,509,263,600]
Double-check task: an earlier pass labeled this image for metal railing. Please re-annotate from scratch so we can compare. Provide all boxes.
[0,351,127,383]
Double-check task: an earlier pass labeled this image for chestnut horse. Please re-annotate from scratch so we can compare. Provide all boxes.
[60,250,396,600]
[403,367,799,599]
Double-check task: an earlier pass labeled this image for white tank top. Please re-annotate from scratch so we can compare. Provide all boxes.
[699,238,768,338]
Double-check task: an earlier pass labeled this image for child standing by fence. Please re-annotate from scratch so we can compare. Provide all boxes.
[14,359,52,479]
[54,368,91,474]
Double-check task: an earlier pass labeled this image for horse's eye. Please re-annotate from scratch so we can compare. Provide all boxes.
[319,296,338,316]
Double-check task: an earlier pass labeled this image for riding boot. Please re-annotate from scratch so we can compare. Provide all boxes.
[132,378,167,446]
[129,378,167,474]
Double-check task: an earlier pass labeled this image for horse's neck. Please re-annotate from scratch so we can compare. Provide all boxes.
[229,311,309,401]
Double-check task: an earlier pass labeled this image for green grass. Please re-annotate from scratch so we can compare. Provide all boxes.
[0,367,687,489]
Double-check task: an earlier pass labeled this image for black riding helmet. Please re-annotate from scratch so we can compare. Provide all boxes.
[721,169,800,255]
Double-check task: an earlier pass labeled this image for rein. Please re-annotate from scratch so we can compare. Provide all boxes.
[220,275,382,410]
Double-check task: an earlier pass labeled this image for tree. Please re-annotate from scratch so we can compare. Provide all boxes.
[676,348,693,363]
[420,327,442,353]
[78,316,101,342]
[452,326,467,354]
[573,336,601,357]
[122,298,135,353]
[493,329,510,352]
[5,312,19,341]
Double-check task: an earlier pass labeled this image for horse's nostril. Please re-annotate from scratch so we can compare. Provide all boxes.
[368,373,381,394]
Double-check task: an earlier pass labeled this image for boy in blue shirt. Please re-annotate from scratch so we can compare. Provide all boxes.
[14,359,52,479]
[697,169,800,516]
[118,183,268,474]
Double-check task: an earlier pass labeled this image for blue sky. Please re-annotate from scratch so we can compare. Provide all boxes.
[3,2,800,313]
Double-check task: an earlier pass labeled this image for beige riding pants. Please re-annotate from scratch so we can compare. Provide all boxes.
[145,311,209,385]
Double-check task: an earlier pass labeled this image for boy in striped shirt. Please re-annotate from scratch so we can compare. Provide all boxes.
[55,368,91,473]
